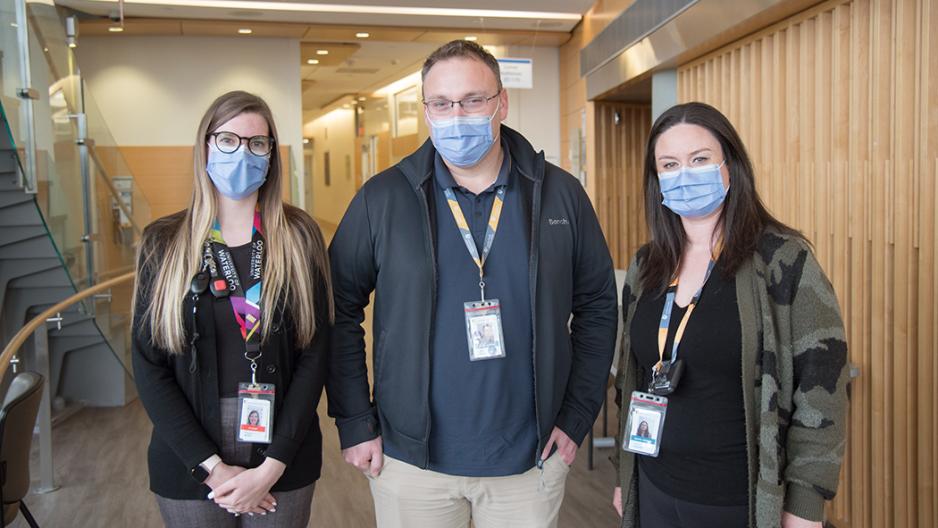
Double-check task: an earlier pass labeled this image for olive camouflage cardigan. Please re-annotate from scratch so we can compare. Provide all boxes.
[615,231,849,527]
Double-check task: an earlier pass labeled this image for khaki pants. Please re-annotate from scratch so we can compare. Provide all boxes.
[368,454,570,528]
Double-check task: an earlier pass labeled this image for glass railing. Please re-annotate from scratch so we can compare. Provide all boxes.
[0,1,154,378]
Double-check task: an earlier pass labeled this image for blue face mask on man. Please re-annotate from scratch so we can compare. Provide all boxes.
[206,143,270,200]
[427,99,500,168]
[658,161,728,218]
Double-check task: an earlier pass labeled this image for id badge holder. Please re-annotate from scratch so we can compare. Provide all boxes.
[237,382,275,444]
[464,299,507,361]
[622,391,668,457]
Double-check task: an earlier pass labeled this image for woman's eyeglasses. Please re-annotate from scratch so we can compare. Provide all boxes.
[207,131,275,156]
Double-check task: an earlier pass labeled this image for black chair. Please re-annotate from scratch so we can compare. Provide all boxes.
[0,372,43,528]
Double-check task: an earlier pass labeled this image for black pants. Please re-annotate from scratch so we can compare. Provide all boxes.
[638,465,748,528]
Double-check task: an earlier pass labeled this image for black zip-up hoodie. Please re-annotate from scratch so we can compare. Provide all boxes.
[327,125,618,469]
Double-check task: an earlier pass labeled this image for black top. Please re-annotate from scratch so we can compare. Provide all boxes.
[418,142,537,477]
[132,209,329,500]
[325,125,619,468]
[215,242,261,398]
[630,263,748,506]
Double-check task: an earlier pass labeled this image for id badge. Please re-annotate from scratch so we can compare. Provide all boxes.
[622,391,668,457]
[237,382,275,444]
[464,299,506,361]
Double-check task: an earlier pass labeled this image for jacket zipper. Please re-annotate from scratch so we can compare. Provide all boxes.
[528,171,543,468]
[415,173,437,469]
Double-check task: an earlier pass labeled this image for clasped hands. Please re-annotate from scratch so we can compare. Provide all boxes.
[205,458,286,516]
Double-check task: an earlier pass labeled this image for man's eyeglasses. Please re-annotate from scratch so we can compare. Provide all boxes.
[207,131,275,156]
[422,91,501,117]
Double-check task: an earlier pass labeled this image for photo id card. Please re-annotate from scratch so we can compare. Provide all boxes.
[464,299,506,361]
[237,382,275,444]
[622,391,668,457]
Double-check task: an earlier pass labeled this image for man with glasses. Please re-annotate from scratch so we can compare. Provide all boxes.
[327,40,617,527]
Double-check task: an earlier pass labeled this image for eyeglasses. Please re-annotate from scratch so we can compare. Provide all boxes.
[207,131,275,156]
[422,91,501,117]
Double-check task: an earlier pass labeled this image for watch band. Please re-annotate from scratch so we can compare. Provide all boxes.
[201,454,222,474]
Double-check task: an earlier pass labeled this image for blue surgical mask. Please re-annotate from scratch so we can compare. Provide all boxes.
[428,101,499,168]
[206,143,270,200]
[658,161,728,218]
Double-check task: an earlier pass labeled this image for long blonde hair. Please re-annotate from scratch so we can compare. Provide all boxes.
[134,91,333,353]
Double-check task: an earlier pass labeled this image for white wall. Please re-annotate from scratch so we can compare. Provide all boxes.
[76,36,304,206]
[501,46,561,167]
[305,107,357,227]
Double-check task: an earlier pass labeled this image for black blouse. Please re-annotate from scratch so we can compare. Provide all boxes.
[629,263,749,506]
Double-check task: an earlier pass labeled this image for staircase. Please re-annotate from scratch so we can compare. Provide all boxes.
[0,1,143,412]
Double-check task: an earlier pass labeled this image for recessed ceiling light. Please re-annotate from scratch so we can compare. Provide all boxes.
[464,35,477,41]
[307,59,319,65]
[357,96,366,101]
[238,28,252,34]
[109,26,124,32]
[356,32,370,38]
[316,49,329,55]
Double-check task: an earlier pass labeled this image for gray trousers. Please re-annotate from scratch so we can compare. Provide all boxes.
[155,398,315,528]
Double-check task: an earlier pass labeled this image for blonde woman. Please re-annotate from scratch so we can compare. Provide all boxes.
[132,91,333,527]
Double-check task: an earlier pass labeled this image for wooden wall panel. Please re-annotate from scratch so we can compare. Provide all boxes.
[677,0,937,526]
[593,103,650,267]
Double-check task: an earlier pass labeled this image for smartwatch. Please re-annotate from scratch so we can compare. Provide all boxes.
[191,454,221,483]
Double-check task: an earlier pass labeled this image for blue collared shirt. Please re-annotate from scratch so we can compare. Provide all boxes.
[423,140,537,476]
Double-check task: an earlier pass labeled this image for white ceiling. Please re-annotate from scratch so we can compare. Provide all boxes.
[60,0,594,125]
[301,40,436,120]
[58,0,596,31]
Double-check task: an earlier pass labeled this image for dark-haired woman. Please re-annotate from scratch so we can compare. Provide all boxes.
[132,91,333,527]
[612,102,848,528]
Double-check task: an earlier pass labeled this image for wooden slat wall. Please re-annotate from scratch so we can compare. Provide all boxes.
[593,103,651,267]
[676,0,937,526]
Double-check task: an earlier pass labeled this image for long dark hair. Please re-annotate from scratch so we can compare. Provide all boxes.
[640,102,802,293]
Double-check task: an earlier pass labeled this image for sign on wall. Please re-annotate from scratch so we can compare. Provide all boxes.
[498,58,533,89]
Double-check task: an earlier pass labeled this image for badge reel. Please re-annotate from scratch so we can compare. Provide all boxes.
[648,358,684,396]
[622,391,668,457]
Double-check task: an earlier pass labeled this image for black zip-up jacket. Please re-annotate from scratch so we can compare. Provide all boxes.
[132,209,330,499]
[327,126,618,468]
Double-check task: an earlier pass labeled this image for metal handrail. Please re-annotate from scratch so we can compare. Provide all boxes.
[0,271,135,382]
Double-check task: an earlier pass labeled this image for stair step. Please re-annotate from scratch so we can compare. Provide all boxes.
[0,189,33,209]
[0,225,47,247]
[8,286,79,311]
[0,234,62,259]
[0,151,20,175]
[49,334,105,350]
[8,265,72,288]
[9,266,73,290]
[0,200,44,226]
[51,316,105,338]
